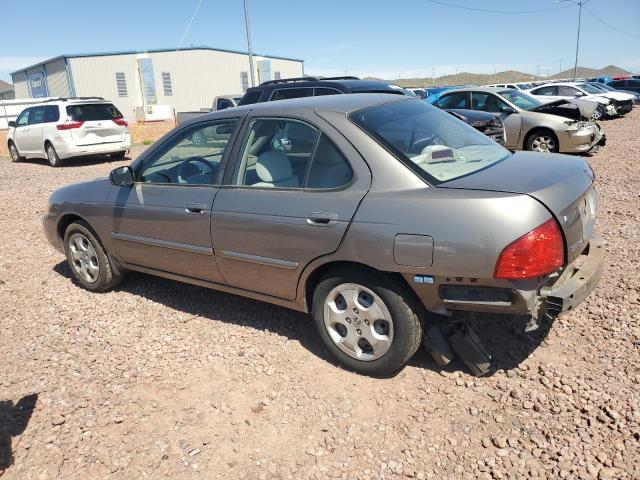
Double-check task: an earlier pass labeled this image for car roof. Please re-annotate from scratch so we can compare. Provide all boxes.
[440,86,505,93]
[248,78,402,92]
[186,93,414,125]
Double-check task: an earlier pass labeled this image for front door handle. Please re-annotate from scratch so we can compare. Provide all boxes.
[307,212,338,227]
[185,202,208,214]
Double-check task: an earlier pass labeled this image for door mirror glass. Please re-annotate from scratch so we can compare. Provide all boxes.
[8,121,15,128]
[110,166,134,186]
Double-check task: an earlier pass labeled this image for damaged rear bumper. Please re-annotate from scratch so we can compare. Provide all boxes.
[539,234,605,318]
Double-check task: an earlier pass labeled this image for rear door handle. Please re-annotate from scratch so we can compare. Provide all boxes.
[307,212,338,227]
[185,202,209,214]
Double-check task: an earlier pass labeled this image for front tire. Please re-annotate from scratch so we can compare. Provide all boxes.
[590,105,605,121]
[312,268,423,376]
[63,221,124,292]
[525,130,559,153]
[9,142,23,162]
[46,143,62,167]
[110,150,127,159]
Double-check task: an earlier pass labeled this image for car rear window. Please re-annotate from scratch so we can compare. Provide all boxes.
[66,103,122,121]
[238,90,263,105]
[350,99,509,185]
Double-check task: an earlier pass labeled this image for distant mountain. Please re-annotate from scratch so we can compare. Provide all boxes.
[364,65,633,88]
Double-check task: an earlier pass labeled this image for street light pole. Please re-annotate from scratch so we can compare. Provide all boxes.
[243,0,256,87]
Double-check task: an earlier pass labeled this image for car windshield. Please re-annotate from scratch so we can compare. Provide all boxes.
[497,90,541,110]
[588,83,610,91]
[517,83,533,90]
[350,100,510,184]
[578,83,603,94]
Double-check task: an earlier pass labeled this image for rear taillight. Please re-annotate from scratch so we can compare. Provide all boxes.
[494,218,564,279]
[112,116,128,126]
[56,120,84,130]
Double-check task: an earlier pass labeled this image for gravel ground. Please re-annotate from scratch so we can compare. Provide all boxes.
[0,112,638,480]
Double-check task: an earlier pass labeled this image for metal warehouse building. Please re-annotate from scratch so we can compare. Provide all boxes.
[11,47,304,120]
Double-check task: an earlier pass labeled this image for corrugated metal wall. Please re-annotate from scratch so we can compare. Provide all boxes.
[69,54,141,119]
[69,49,303,119]
[44,59,71,97]
[12,72,29,98]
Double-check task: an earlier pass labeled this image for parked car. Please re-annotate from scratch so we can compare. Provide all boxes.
[425,85,475,104]
[176,94,242,125]
[433,87,605,153]
[237,76,408,105]
[485,82,533,90]
[586,82,640,104]
[445,109,505,144]
[43,94,604,376]
[605,79,640,94]
[7,97,131,167]
[526,82,633,119]
[407,88,427,99]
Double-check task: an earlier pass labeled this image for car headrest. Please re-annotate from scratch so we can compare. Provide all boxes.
[256,150,293,183]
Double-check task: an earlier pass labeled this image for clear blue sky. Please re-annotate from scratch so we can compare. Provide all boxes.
[1,0,639,82]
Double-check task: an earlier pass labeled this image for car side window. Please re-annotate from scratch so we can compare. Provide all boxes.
[29,107,46,125]
[139,119,238,185]
[532,86,556,96]
[306,135,353,189]
[216,98,234,110]
[557,86,580,96]
[44,105,60,123]
[271,88,312,101]
[471,92,506,113]
[229,118,320,189]
[435,92,468,109]
[314,87,341,96]
[16,109,30,127]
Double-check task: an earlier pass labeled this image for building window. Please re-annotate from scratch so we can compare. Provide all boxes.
[241,71,249,92]
[137,58,157,105]
[162,72,173,96]
[274,71,281,80]
[116,72,128,97]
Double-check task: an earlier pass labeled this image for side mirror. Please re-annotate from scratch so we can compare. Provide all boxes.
[8,121,16,128]
[500,105,516,114]
[575,91,586,97]
[109,166,134,187]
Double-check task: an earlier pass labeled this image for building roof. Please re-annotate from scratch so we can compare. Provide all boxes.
[0,79,13,93]
[11,46,304,76]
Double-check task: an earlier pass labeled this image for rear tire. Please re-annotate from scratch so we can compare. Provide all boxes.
[590,105,605,121]
[9,141,23,163]
[63,221,124,292]
[525,130,559,153]
[110,151,127,159]
[46,143,62,167]
[312,268,423,376]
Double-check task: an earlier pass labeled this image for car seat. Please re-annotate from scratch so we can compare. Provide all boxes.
[253,150,299,188]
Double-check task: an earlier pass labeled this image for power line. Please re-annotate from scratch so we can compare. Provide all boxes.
[583,6,640,38]
[424,0,570,14]
[177,0,204,51]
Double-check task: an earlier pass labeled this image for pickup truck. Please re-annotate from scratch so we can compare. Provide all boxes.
[176,95,242,125]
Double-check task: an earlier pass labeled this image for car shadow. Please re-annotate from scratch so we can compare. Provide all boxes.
[0,393,38,473]
[16,154,129,168]
[53,261,552,379]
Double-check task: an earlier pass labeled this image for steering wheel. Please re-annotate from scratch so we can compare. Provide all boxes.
[177,157,217,183]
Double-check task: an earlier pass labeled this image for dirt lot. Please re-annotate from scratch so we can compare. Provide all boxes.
[0,111,638,480]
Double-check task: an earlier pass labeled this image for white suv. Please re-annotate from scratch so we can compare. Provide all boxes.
[7,98,131,167]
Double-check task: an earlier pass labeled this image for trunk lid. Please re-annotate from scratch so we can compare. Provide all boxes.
[66,103,127,146]
[438,151,597,262]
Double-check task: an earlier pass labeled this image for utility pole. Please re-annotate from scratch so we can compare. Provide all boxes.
[556,0,592,81]
[243,0,256,87]
[537,64,540,80]
[559,59,563,74]
[432,68,435,86]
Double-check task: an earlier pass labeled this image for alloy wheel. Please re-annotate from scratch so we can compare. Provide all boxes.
[323,283,394,361]
[10,143,20,161]
[530,135,556,153]
[68,233,100,283]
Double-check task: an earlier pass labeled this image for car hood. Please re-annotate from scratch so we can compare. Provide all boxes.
[528,98,597,119]
[437,151,595,262]
[598,91,634,101]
